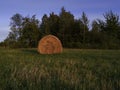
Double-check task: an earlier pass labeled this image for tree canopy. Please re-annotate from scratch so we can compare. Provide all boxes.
[1,8,120,49]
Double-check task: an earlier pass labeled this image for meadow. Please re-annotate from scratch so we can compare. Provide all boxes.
[0,47,120,90]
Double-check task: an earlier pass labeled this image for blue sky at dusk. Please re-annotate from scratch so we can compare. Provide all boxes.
[0,0,120,42]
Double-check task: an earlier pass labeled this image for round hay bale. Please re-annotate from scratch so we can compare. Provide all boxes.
[38,35,63,54]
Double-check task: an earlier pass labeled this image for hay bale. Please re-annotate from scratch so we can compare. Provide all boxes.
[38,35,63,54]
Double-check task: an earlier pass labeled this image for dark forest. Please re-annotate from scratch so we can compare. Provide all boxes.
[1,8,120,49]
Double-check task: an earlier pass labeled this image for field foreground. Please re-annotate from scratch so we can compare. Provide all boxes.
[0,48,120,90]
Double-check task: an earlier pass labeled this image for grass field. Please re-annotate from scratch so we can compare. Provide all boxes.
[0,47,120,90]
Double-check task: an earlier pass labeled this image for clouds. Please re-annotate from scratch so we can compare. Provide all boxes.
[0,28,9,42]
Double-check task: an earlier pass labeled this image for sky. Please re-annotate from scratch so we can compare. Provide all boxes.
[0,0,120,42]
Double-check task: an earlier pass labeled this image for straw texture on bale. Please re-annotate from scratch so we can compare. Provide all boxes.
[38,35,63,54]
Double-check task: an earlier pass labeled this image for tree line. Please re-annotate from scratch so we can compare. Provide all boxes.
[0,7,120,49]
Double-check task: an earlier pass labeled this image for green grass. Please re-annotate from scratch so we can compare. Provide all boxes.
[0,47,120,90]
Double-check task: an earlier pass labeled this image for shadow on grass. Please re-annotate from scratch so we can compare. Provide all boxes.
[20,48,73,60]
[21,48,39,54]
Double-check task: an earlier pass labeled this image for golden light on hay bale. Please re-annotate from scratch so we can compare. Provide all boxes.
[38,35,63,54]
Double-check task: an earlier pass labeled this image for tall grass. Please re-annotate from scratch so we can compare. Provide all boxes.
[0,48,120,90]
